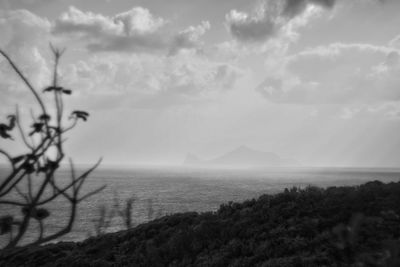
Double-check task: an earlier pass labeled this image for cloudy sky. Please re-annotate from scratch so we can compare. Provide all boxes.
[0,0,399,167]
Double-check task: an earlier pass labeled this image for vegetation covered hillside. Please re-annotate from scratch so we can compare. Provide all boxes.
[1,180,400,266]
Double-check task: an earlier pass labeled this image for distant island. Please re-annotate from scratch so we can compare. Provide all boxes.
[184,146,298,168]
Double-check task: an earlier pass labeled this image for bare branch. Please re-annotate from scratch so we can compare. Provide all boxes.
[75,158,103,193]
[27,174,33,201]
[30,197,77,246]
[78,185,106,203]
[14,185,29,202]
[15,106,34,151]
[0,135,52,196]
[0,49,48,118]
[37,158,102,205]
[0,200,28,206]
[0,149,15,172]
[63,118,78,133]
[69,158,76,190]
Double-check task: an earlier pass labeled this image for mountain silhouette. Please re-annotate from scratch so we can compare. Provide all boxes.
[184,146,298,168]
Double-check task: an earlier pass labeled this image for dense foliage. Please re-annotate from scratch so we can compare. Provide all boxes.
[1,180,400,266]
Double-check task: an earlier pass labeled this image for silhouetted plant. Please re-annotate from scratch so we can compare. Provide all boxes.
[0,45,104,249]
[91,196,165,236]
[146,198,154,221]
[90,195,135,236]
[91,204,113,236]
[116,196,136,229]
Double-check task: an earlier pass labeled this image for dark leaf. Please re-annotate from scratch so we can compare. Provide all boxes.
[71,110,89,121]
[35,208,50,220]
[43,86,63,93]
[0,215,14,235]
[0,115,16,140]
[46,160,59,170]
[62,89,72,95]
[72,110,89,116]
[37,166,48,173]
[7,115,16,130]
[0,128,13,140]
[39,114,51,121]
[21,207,29,216]
[78,115,87,121]
[29,123,44,136]
[21,208,50,221]
[43,86,56,93]
[22,162,35,174]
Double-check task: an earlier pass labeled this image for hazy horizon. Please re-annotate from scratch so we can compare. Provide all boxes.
[1,0,400,168]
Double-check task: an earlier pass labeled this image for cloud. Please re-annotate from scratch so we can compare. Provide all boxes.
[0,9,52,109]
[52,6,167,52]
[282,0,335,17]
[169,21,210,55]
[291,43,394,59]
[389,34,400,48]
[225,6,280,43]
[257,43,400,109]
[225,0,336,43]
[0,6,235,113]
[60,52,244,109]
[338,102,400,120]
[54,6,165,36]
[53,6,210,54]
[0,9,51,48]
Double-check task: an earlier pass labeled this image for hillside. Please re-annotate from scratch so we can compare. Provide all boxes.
[1,180,400,266]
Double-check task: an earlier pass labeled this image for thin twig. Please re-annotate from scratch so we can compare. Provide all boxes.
[14,185,29,202]
[0,49,48,120]
[15,106,34,150]
[78,185,106,202]
[0,149,15,172]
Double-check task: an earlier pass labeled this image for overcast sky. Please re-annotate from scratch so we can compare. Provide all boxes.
[1,0,400,167]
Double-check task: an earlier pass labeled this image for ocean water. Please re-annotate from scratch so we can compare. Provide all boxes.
[1,166,399,246]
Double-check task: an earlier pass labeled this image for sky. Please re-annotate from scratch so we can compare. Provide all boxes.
[0,0,399,167]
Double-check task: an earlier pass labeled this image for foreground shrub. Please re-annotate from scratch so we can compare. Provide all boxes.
[1,180,400,266]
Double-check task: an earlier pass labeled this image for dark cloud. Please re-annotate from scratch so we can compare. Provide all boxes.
[226,0,337,43]
[283,0,336,18]
[86,35,168,53]
[227,14,277,43]
[384,51,400,67]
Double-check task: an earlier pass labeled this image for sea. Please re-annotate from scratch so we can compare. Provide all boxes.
[1,166,400,246]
